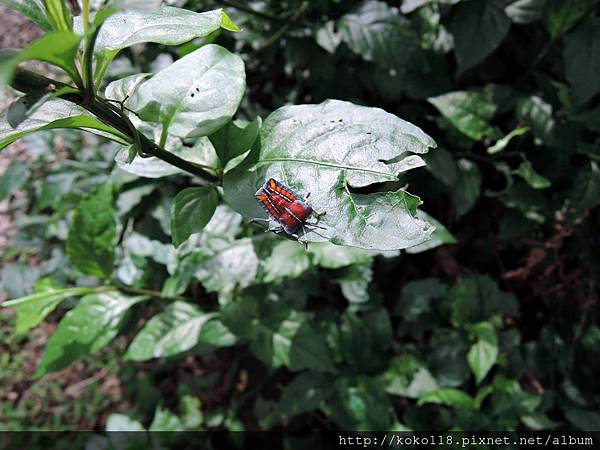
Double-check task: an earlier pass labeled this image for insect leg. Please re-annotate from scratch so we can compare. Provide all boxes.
[305,223,327,230]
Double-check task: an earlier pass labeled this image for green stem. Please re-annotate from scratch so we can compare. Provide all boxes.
[158,122,169,148]
[112,283,185,301]
[82,0,90,36]
[11,69,219,184]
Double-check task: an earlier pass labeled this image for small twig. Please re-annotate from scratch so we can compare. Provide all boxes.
[65,367,108,398]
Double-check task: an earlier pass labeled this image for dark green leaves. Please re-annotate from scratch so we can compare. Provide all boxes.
[224,99,436,250]
[451,0,511,74]
[66,182,116,279]
[563,18,600,105]
[171,187,218,247]
[209,118,260,166]
[129,44,245,139]
[337,1,425,71]
[544,0,599,38]
[36,292,145,376]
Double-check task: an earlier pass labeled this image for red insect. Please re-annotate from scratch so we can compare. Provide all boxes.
[252,178,326,246]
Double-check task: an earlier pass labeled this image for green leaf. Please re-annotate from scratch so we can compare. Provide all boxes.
[223,99,436,250]
[447,275,519,326]
[129,44,245,139]
[18,31,82,82]
[544,0,599,38]
[515,160,551,189]
[125,301,235,361]
[406,212,456,254]
[337,1,426,70]
[209,118,260,166]
[381,355,439,399]
[249,311,336,373]
[149,407,184,432]
[467,322,499,384]
[487,127,529,154]
[43,0,72,31]
[452,159,482,217]
[322,376,395,430]
[263,240,311,283]
[308,242,374,269]
[36,292,145,376]
[337,263,372,305]
[569,162,600,213]
[66,182,116,279]
[428,88,500,140]
[278,372,334,415]
[115,137,218,178]
[0,98,129,151]
[517,96,567,148]
[0,0,52,31]
[74,7,239,82]
[563,18,600,105]
[451,0,511,73]
[106,414,145,432]
[505,0,545,24]
[417,387,475,410]
[171,187,218,247]
[0,162,29,201]
[1,280,97,336]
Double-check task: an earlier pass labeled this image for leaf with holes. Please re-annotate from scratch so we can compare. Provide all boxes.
[223,99,436,250]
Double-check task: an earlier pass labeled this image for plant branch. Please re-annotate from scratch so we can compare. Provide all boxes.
[11,69,219,184]
[112,282,186,301]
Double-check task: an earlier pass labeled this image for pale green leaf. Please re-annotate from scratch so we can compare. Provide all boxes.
[74,7,240,82]
[1,280,98,336]
[223,99,436,250]
[418,387,475,409]
[428,88,499,140]
[467,322,499,384]
[515,160,551,189]
[505,0,545,24]
[129,44,245,139]
[381,355,439,398]
[125,301,234,361]
[0,98,129,151]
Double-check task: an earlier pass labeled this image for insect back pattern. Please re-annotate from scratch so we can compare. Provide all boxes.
[254,178,326,244]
